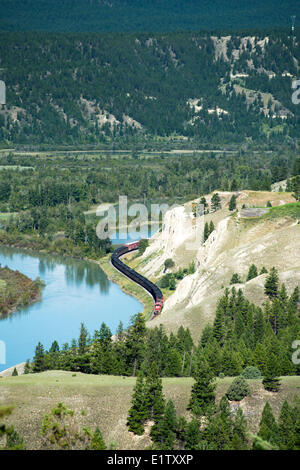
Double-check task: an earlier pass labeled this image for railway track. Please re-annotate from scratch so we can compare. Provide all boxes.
[111,241,163,317]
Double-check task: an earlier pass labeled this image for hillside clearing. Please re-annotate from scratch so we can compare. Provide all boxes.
[0,371,299,450]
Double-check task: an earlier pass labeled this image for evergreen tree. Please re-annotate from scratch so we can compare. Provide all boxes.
[229,194,237,211]
[277,401,296,450]
[258,402,278,444]
[24,360,31,374]
[78,322,88,354]
[226,376,250,401]
[230,273,242,284]
[127,374,148,435]
[150,399,177,450]
[90,427,107,450]
[12,367,18,376]
[33,342,46,372]
[145,362,165,424]
[125,313,147,376]
[247,264,258,281]
[232,408,249,450]
[203,222,210,242]
[200,197,208,213]
[185,419,201,450]
[187,358,216,417]
[211,193,221,212]
[213,304,225,344]
[262,354,281,392]
[264,267,279,299]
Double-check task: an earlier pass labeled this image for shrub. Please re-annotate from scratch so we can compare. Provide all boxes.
[164,258,175,270]
[230,273,242,284]
[241,366,262,379]
[138,239,149,256]
[159,273,172,288]
[226,376,250,401]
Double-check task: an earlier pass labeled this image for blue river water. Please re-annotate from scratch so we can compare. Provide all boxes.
[0,246,143,372]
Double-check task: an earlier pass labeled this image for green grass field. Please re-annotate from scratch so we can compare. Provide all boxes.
[1,371,299,450]
[263,201,300,220]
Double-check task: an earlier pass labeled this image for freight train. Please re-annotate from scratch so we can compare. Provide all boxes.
[111,240,164,315]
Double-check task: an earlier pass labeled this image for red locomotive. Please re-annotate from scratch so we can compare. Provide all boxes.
[154,298,164,314]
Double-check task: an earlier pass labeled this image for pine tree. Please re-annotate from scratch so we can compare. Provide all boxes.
[211,193,221,212]
[12,367,18,376]
[262,353,281,392]
[258,402,278,444]
[229,194,237,211]
[145,362,165,424]
[200,196,208,213]
[24,360,31,374]
[209,221,215,235]
[213,304,225,344]
[264,267,279,299]
[125,313,147,376]
[78,322,88,354]
[33,342,45,372]
[277,401,296,450]
[226,376,250,401]
[185,419,202,450]
[254,309,265,344]
[127,374,148,435]
[203,222,210,242]
[187,358,216,417]
[230,273,242,284]
[247,264,258,281]
[150,400,177,450]
[90,427,107,450]
[232,408,248,450]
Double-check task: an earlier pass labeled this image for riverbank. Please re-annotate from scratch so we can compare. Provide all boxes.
[98,255,154,320]
[0,266,44,316]
[0,229,109,262]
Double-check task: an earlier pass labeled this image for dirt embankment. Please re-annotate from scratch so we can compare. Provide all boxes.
[135,190,299,340]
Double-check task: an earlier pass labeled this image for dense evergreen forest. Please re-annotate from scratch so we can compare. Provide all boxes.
[0,0,299,32]
[30,274,300,379]
[1,30,300,146]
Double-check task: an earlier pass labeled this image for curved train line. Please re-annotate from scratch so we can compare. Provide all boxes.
[111,240,164,317]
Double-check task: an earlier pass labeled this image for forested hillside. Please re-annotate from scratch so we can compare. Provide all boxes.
[0,30,300,146]
[0,0,299,32]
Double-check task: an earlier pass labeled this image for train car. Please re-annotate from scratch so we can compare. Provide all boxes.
[124,241,140,251]
[111,240,164,316]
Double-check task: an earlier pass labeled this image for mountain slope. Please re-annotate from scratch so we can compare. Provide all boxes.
[133,190,300,339]
[0,0,299,32]
[1,31,300,145]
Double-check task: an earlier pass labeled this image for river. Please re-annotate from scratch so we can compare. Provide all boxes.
[0,246,143,372]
